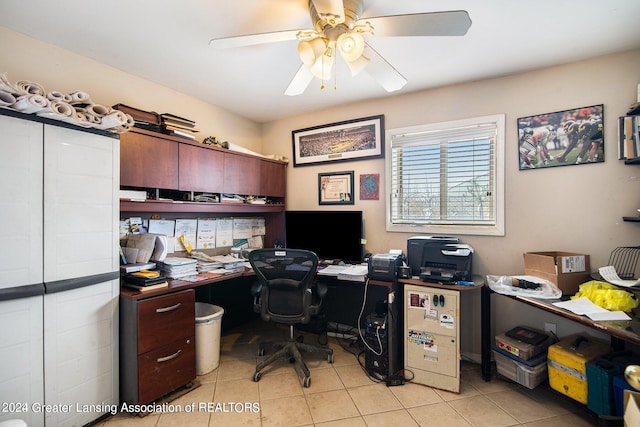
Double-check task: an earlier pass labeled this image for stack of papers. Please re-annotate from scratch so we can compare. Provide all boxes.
[158,257,198,279]
[598,266,640,288]
[196,260,223,273]
[553,297,631,321]
[317,265,348,276]
[337,265,369,282]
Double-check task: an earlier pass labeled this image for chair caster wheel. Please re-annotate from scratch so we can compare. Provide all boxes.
[302,377,311,388]
[328,353,334,363]
[252,371,262,382]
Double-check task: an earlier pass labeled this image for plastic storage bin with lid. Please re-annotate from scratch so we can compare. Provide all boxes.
[195,303,224,375]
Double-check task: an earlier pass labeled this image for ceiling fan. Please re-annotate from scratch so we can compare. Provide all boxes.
[209,0,471,96]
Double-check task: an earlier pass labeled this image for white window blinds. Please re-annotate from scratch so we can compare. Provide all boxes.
[386,115,505,235]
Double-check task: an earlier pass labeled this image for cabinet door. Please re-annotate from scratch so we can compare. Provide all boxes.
[43,125,120,281]
[43,279,119,426]
[224,153,260,195]
[260,160,286,197]
[0,296,44,427]
[178,143,224,193]
[120,131,178,189]
[0,115,43,288]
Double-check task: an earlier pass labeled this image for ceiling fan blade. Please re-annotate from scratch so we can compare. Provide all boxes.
[209,30,301,49]
[284,64,315,96]
[310,0,345,25]
[362,10,471,37]
[361,43,407,92]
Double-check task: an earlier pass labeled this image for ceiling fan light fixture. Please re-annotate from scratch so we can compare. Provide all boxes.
[337,32,364,62]
[345,54,370,76]
[297,38,327,67]
[309,46,335,80]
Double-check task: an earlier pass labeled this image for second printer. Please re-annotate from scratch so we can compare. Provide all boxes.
[407,236,473,283]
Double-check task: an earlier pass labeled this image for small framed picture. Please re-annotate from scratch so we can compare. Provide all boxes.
[318,171,354,205]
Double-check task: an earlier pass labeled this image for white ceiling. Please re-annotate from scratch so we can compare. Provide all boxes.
[1,0,639,123]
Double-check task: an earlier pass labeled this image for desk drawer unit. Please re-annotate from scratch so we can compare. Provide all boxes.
[121,289,196,405]
[404,284,460,392]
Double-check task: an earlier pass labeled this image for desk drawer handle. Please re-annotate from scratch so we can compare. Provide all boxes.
[156,302,181,313]
[157,349,182,363]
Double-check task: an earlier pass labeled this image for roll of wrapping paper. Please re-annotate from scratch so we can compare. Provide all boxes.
[86,103,112,117]
[60,109,94,128]
[16,80,45,96]
[75,107,102,123]
[47,91,72,103]
[109,113,135,133]
[36,99,74,119]
[0,90,16,107]
[11,94,49,113]
[94,110,130,130]
[68,90,92,105]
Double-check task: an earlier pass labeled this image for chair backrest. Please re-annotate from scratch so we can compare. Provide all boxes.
[249,248,319,324]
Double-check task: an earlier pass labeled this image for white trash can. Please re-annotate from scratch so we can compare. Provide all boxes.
[195,302,224,375]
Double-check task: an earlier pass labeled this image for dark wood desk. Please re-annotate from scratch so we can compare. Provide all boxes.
[482,286,640,381]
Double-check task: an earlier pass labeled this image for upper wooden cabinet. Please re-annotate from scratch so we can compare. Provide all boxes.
[120,130,179,190]
[261,159,286,197]
[120,127,286,201]
[178,143,224,193]
[223,153,260,196]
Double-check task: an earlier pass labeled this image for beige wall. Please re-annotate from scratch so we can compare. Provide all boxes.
[0,26,263,152]
[263,49,640,279]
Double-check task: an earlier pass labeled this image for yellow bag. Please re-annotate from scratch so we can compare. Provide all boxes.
[571,280,639,313]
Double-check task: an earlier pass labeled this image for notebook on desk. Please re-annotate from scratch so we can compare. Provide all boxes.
[317,265,348,276]
[337,265,368,282]
[317,264,368,282]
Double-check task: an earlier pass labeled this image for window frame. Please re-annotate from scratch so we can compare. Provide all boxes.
[385,114,505,236]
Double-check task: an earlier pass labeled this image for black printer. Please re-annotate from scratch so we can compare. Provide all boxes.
[407,236,473,282]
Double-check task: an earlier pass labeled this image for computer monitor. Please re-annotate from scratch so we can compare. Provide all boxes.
[284,210,364,264]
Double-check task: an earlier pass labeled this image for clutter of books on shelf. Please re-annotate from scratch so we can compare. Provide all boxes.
[111,103,209,143]
[119,216,265,292]
[619,101,640,161]
[488,247,640,419]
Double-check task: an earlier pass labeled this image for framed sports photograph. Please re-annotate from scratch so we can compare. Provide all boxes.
[517,104,604,170]
[292,115,384,167]
[318,171,354,205]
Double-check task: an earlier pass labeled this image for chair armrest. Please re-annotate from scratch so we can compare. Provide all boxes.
[251,281,262,296]
[314,281,328,299]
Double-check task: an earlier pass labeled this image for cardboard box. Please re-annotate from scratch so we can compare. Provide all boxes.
[523,251,591,296]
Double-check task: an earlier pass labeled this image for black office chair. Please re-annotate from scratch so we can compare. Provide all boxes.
[249,248,333,387]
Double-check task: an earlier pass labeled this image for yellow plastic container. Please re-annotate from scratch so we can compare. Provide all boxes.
[547,334,611,404]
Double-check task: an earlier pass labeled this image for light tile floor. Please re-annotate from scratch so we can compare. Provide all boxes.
[101,320,601,427]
